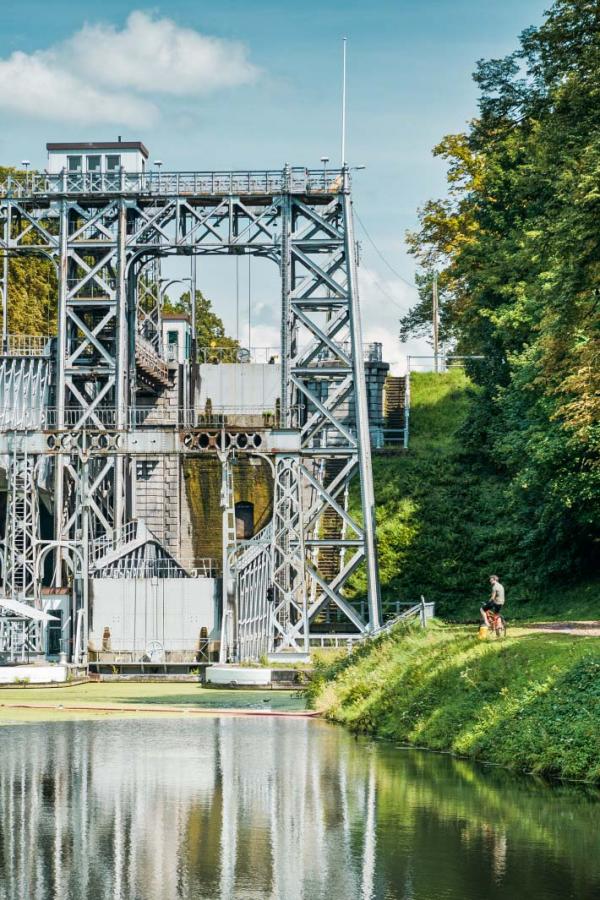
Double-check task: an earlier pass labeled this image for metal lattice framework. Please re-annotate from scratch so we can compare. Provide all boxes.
[0,165,381,655]
[3,451,39,602]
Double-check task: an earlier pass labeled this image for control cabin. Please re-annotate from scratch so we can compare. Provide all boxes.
[46,141,149,175]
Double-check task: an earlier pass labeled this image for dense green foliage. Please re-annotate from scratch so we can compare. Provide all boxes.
[0,167,57,336]
[308,622,600,781]
[361,371,597,619]
[401,0,599,584]
[164,289,238,356]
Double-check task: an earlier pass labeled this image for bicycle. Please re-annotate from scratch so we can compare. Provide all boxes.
[483,608,507,639]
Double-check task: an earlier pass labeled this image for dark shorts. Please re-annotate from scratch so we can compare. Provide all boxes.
[482,601,503,615]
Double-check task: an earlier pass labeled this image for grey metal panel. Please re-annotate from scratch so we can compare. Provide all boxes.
[89,578,220,652]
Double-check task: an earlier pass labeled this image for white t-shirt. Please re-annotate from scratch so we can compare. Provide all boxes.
[491,581,505,605]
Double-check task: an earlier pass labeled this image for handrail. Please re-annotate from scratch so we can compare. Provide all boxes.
[0,335,52,357]
[357,597,435,643]
[0,168,345,200]
[0,406,282,431]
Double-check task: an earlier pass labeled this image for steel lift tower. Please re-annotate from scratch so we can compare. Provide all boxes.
[0,153,381,664]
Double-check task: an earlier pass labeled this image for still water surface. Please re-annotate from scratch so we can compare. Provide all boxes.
[0,718,599,900]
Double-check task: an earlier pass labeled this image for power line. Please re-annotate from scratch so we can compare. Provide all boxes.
[354,209,419,291]
[364,269,409,312]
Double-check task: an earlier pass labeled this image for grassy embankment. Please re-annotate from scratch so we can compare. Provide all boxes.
[361,370,598,621]
[308,622,600,782]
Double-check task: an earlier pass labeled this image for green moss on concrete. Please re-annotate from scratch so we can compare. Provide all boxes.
[183,457,273,560]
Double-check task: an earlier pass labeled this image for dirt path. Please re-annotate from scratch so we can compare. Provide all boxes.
[524,621,600,637]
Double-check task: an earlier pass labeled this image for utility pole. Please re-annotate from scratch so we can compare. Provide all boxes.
[432,271,439,373]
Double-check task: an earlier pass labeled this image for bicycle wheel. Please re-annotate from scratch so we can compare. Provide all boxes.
[495,618,506,639]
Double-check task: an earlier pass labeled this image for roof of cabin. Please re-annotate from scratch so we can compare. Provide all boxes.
[162,312,191,322]
[46,141,149,158]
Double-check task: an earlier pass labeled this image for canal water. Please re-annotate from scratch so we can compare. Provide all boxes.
[0,718,599,900]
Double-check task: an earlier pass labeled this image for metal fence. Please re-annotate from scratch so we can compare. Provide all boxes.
[1,335,52,357]
[406,354,485,373]
[0,168,345,199]
[0,406,281,431]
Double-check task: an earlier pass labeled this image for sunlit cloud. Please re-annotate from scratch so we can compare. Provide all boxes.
[0,11,259,125]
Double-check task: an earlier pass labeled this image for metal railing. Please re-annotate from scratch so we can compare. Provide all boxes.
[406,354,485,373]
[198,346,279,365]
[89,640,213,664]
[0,168,345,199]
[90,520,141,565]
[66,277,117,298]
[310,598,434,644]
[373,598,435,635]
[0,406,282,431]
[92,558,221,579]
[197,342,383,365]
[135,335,169,382]
[1,335,52,357]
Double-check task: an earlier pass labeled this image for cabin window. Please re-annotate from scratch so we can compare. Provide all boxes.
[67,155,82,173]
[235,501,254,540]
[87,155,101,173]
[106,154,121,173]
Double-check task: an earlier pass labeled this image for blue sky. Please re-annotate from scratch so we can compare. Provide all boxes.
[1,0,548,363]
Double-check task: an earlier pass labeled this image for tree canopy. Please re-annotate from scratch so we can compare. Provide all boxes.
[401,0,599,581]
[164,289,238,356]
[0,166,57,337]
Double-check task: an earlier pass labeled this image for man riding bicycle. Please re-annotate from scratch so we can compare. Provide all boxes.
[480,575,505,627]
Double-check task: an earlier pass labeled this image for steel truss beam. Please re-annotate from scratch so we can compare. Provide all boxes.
[0,165,381,648]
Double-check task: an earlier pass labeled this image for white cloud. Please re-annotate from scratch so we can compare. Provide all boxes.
[0,51,155,126]
[0,11,259,125]
[358,266,430,373]
[69,11,259,96]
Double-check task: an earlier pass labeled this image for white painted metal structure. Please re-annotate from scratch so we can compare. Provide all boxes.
[0,157,381,662]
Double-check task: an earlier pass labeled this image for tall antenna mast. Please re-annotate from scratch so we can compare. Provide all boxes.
[341,37,347,166]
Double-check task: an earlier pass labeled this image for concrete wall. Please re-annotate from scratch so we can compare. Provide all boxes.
[88,578,220,653]
[198,363,279,413]
[0,665,68,684]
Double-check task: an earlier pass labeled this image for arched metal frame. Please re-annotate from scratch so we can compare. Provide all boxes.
[0,165,381,656]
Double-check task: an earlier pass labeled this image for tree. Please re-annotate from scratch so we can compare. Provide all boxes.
[0,166,57,338]
[163,289,238,359]
[403,0,600,582]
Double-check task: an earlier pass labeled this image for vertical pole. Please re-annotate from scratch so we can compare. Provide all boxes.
[2,201,9,354]
[432,272,439,373]
[81,450,90,666]
[280,166,292,427]
[341,38,348,166]
[191,255,197,362]
[342,168,382,629]
[114,200,127,530]
[53,200,69,587]
[247,254,252,350]
[235,255,240,344]
[190,255,197,411]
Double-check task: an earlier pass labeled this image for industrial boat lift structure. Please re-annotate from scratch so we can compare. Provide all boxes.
[0,143,382,667]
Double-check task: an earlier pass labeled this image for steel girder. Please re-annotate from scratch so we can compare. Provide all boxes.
[0,166,381,641]
[232,523,273,661]
[271,454,307,651]
[2,451,42,651]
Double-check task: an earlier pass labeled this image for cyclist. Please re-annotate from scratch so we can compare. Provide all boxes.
[480,575,505,627]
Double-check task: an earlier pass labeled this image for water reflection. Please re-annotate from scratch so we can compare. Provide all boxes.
[0,719,599,900]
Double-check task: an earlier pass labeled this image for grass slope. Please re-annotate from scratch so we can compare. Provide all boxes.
[308,623,600,782]
[361,370,598,620]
